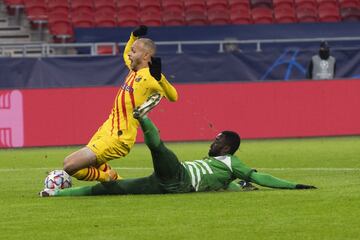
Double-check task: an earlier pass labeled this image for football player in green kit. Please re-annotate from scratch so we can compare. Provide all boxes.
[40,95,316,197]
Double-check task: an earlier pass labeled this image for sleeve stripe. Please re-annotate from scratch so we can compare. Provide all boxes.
[195,160,213,174]
[184,162,201,191]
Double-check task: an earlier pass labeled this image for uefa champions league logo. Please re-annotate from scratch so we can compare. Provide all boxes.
[0,90,24,148]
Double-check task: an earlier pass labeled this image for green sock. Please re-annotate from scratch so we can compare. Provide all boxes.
[55,186,93,197]
[139,116,161,149]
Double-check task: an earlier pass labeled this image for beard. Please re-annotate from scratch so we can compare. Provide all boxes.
[130,58,141,71]
[208,148,217,157]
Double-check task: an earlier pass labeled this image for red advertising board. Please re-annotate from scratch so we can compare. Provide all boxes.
[1,79,360,148]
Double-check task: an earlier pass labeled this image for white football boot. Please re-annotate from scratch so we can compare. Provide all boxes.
[39,189,55,197]
[133,93,162,119]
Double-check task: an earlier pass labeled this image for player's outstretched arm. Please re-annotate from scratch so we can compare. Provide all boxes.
[148,57,178,102]
[123,25,148,69]
[249,171,316,190]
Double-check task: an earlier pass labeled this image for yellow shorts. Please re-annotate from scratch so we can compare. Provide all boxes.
[86,127,133,165]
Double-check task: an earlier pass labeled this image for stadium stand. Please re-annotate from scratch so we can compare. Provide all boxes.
[94,0,117,13]
[48,11,73,42]
[230,7,252,23]
[318,5,341,22]
[185,10,208,25]
[274,6,297,23]
[48,0,70,14]
[250,0,273,9]
[184,0,207,12]
[70,0,93,13]
[140,11,163,26]
[208,9,231,24]
[229,0,251,10]
[296,5,318,22]
[273,0,294,9]
[162,10,185,26]
[295,0,318,9]
[116,0,139,12]
[139,0,162,13]
[1,0,360,43]
[117,11,140,27]
[162,0,184,12]
[251,7,274,23]
[318,0,339,8]
[25,0,47,31]
[207,0,229,11]
[71,10,94,28]
[94,9,117,27]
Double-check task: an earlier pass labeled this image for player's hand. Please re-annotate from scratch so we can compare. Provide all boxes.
[295,184,317,189]
[149,57,162,81]
[132,25,148,37]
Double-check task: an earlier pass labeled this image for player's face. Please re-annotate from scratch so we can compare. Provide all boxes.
[128,41,146,71]
[208,133,227,157]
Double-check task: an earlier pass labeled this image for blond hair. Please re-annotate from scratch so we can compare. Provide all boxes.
[137,38,156,56]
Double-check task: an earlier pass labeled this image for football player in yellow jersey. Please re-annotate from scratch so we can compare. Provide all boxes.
[62,26,178,182]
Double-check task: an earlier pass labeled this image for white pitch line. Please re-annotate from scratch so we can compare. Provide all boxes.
[0,167,360,172]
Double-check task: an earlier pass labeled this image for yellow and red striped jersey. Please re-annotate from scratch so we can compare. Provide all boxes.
[100,34,178,148]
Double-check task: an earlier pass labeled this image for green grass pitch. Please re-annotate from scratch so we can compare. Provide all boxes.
[0,136,360,240]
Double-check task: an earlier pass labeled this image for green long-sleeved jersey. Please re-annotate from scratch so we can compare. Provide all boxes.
[181,155,297,192]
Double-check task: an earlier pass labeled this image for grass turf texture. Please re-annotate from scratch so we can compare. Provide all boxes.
[0,136,360,240]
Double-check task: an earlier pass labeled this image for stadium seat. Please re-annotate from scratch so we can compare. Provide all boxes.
[296,7,318,22]
[48,0,70,14]
[26,6,47,23]
[230,8,252,24]
[339,0,360,8]
[274,7,297,23]
[71,11,95,28]
[229,0,250,11]
[162,11,185,26]
[71,0,94,13]
[25,0,46,10]
[48,12,73,42]
[162,0,184,12]
[4,0,24,5]
[184,0,207,12]
[94,0,117,13]
[140,11,163,26]
[207,9,231,25]
[295,0,317,10]
[273,0,294,9]
[117,11,140,27]
[340,7,360,21]
[207,0,229,11]
[250,0,273,9]
[251,7,274,23]
[139,0,162,12]
[24,0,47,40]
[317,0,339,9]
[185,10,208,25]
[94,9,117,27]
[117,0,139,12]
[48,11,69,24]
[25,0,47,22]
[318,5,341,22]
